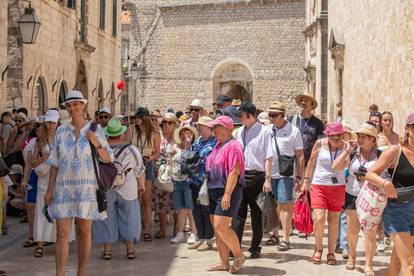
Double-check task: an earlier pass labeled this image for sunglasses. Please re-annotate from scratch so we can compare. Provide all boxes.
[162,121,175,125]
[15,119,24,123]
[35,124,43,128]
[370,112,381,117]
[190,108,200,112]
[151,118,158,122]
[407,123,414,129]
[328,134,343,140]
[269,113,283,119]
[99,115,110,119]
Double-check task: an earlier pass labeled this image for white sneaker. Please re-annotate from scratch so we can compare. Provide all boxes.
[187,233,197,245]
[377,240,385,252]
[170,232,186,244]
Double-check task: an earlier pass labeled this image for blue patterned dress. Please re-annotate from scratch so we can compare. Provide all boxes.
[47,122,113,220]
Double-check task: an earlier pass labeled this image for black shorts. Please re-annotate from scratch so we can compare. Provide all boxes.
[344,192,357,210]
[208,186,242,218]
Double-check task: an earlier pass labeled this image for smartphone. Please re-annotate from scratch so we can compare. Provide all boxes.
[42,204,53,224]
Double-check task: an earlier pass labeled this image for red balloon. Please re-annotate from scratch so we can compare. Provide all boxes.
[117,80,126,90]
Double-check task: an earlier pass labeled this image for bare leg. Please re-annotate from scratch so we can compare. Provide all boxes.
[26,203,35,238]
[209,215,230,266]
[346,210,360,263]
[386,247,402,276]
[364,229,377,269]
[213,216,243,258]
[141,180,153,235]
[327,211,340,254]
[390,233,414,276]
[158,212,168,235]
[187,210,197,234]
[56,218,73,276]
[313,209,326,251]
[103,243,112,252]
[279,203,294,242]
[176,209,186,232]
[76,218,92,276]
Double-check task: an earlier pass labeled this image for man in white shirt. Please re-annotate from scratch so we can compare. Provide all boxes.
[231,102,273,258]
[264,101,305,251]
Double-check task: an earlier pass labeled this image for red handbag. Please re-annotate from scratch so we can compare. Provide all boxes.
[294,191,313,238]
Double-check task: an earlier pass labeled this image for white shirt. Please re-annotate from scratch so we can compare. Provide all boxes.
[236,122,273,172]
[268,122,304,179]
[112,144,144,201]
[347,153,377,196]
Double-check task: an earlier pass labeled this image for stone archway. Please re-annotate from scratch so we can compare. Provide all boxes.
[74,60,88,101]
[98,78,104,109]
[212,59,253,102]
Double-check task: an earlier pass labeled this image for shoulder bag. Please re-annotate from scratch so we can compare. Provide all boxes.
[272,128,295,177]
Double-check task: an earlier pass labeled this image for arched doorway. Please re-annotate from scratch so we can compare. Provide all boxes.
[110,82,116,114]
[58,81,68,108]
[34,76,48,115]
[212,59,253,102]
[74,60,88,101]
[98,79,104,109]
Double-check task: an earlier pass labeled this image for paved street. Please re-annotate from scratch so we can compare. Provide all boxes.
[0,217,390,276]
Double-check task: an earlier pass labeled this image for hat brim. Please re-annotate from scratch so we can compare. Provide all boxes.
[195,121,212,128]
[63,99,88,106]
[267,109,285,114]
[174,126,199,144]
[324,130,346,136]
[295,94,318,109]
[104,126,128,137]
[355,130,377,138]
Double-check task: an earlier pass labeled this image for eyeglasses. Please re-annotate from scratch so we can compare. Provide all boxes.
[328,134,344,140]
[269,113,283,119]
[190,108,200,112]
[162,121,175,126]
[99,115,110,120]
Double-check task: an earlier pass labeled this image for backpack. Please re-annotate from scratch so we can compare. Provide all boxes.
[111,144,136,188]
[294,191,313,238]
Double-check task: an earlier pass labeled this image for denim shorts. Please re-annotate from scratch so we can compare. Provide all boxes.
[172,180,192,210]
[145,161,155,181]
[208,186,242,218]
[383,200,414,236]
[271,177,294,203]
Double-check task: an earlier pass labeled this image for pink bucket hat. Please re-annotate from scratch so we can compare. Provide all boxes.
[208,115,234,130]
[406,113,414,125]
[324,121,347,136]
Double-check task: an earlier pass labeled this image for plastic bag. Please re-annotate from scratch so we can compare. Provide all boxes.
[256,192,279,234]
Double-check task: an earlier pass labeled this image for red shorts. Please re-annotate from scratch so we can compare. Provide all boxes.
[310,184,345,212]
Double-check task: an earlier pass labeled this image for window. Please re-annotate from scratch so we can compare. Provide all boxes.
[80,0,85,41]
[68,0,76,8]
[99,0,105,30]
[112,0,117,37]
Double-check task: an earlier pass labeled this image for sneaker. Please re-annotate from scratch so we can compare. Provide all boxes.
[187,233,197,245]
[188,240,203,250]
[377,240,385,252]
[197,241,213,251]
[170,232,186,244]
[342,248,349,260]
[298,232,306,238]
[335,247,343,254]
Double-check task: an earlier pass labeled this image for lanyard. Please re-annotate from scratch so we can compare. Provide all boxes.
[299,116,311,131]
[328,144,339,165]
[358,148,375,167]
[242,128,247,151]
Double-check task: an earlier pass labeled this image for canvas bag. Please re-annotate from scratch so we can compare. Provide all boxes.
[356,145,401,231]
[154,159,173,193]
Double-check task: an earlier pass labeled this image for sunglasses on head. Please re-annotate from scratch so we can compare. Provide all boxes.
[269,113,283,119]
[190,108,200,112]
[99,115,110,119]
[370,111,381,117]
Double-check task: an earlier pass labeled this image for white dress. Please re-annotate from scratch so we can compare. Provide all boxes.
[47,122,113,220]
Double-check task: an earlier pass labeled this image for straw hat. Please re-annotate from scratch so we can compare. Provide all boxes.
[342,122,357,140]
[267,101,286,113]
[295,91,318,109]
[174,125,199,145]
[195,116,213,128]
[355,123,378,138]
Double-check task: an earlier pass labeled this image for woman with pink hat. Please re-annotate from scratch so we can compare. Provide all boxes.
[365,113,414,276]
[302,122,347,265]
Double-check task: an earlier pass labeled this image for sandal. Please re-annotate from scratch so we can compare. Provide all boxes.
[102,251,112,260]
[277,240,291,251]
[311,249,323,264]
[327,253,336,265]
[364,266,375,276]
[265,235,280,246]
[229,255,246,274]
[34,247,43,258]
[143,233,152,242]
[207,262,231,272]
[155,231,166,239]
[23,237,37,248]
[346,259,355,270]
[127,250,136,260]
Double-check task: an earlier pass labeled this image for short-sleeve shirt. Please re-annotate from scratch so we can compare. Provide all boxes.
[268,122,304,179]
[0,123,12,142]
[236,122,273,172]
[289,114,324,165]
[206,139,245,189]
[189,136,216,187]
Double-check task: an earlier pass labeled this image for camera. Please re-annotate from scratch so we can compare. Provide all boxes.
[331,175,338,184]
[354,166,368,177]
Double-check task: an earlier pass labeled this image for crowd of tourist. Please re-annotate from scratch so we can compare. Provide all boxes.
[0,90,413,276]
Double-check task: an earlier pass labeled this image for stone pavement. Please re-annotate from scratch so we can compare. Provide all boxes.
[0,217,391,276]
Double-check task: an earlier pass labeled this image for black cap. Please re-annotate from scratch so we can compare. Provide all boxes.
[223,106,241,125]
[135,107,150,118]
[232,102,256,116]
[215,95,232,105]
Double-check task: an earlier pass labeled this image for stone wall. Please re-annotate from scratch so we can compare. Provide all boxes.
[5,0,121,115]
[0,1,7,112]
[127,0,306,114]
[328,0,414,132]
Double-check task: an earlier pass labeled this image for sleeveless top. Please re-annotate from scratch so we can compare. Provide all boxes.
[390,150,414,189]
[312,144,346,186]
[131,127,155,157]
[346,152,377,196]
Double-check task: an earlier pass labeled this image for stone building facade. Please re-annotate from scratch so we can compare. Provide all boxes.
[304,0,327,120]
[328,0,414,132]
[0,1,7,106]
[3,0,122,115]
[122,0,306,113]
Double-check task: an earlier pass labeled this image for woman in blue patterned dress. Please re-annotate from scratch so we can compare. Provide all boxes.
[44,90,113,276]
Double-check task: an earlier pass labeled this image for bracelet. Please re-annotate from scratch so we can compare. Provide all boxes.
[304,176,310,180]
[265,175,272,180]
[296,176,302,180]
